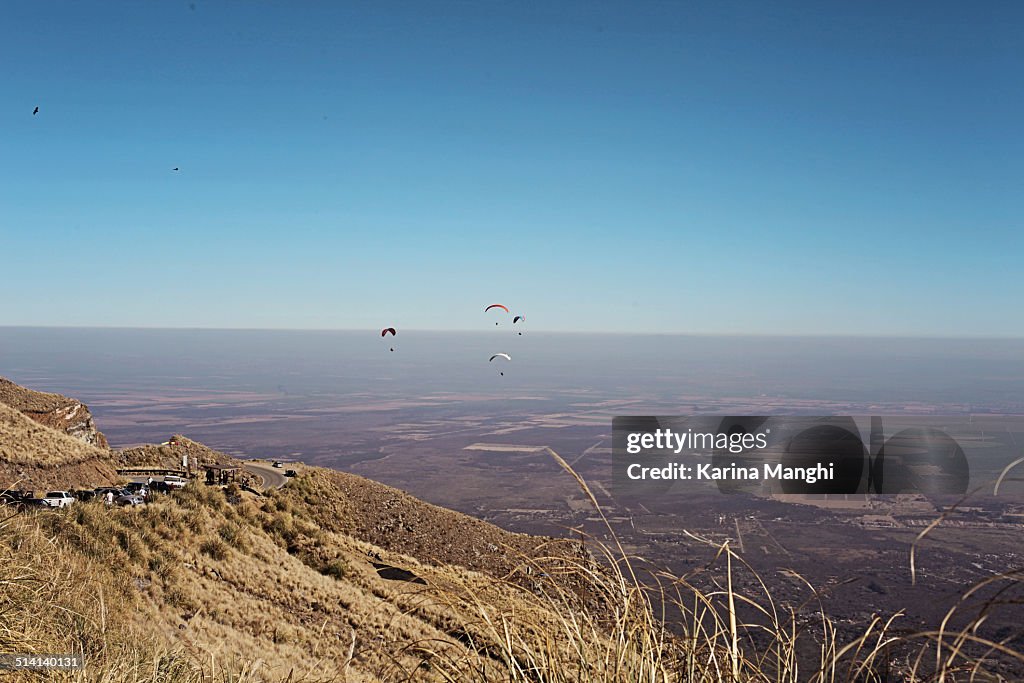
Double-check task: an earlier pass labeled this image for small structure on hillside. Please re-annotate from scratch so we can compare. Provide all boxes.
[204,465,240,486]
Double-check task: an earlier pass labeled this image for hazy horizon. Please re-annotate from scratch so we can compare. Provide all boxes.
[3,327,1022,456]
[4,325,1024,340]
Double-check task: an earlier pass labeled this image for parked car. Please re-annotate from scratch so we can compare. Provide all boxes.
[95,487,129,504]
[148,480,171,493]
[162,475,187,489]
[40,491,75,508]
[1,490,39,508]
[73,489,98,501]
[272,461,283,468]
[284,469,297,478]
[125,482,149,497]
[115,493,145,506]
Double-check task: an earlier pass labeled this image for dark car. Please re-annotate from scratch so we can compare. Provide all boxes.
[148,480,172,494]
[73,489,98,501]
[125,482,149,496]
[0,490,35,507]
[284,469,298,477]
[12,492,44,508]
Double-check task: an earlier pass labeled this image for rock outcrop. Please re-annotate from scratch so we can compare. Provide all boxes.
[117,435,242,471]
[0,377,109,448]
[0,402,119,490]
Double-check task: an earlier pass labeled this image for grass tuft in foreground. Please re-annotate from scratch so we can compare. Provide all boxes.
[1,455,1022,681]
[381,452,1024,682]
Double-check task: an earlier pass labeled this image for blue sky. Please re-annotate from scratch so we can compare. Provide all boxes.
[3,1,1021,335]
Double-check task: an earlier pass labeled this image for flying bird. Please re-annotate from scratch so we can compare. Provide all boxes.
[172,167,180,172]
[32,106,39,115]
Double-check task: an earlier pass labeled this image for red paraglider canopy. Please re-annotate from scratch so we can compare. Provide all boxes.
[485,304,509,313]
[381,327,397,337]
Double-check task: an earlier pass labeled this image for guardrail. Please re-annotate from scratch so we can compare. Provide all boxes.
[115,468,189,477]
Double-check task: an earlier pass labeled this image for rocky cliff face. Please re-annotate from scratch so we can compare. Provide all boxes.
[24,401,110,448]
[0,378,109,448]
[0,402,119,489]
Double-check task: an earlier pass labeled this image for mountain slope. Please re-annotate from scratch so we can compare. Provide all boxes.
[4,476,597,682]
[4,379,1019,682]
[0,379,599,681]
[277,467,584,583]
[0,377,109,447]
[0,402,119,490]
[117,435,245,470]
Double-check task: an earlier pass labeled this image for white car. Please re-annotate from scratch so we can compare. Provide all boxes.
[41,491,75,508]
[162,475,187,489]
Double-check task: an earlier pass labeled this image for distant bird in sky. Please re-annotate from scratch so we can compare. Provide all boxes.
[172,167,180,172]
[32,106,39,115]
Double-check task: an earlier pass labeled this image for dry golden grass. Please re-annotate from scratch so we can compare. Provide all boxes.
[2,458,1021,682]
[269,467,583,582]
[0,403,110,468]
[391,450,1024,682]
[0,377,110,450]
[2,478,584,681]
[0,403,119,490]
[0,510,262,683]
[117,436,243,471]
[0,377,75,413]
